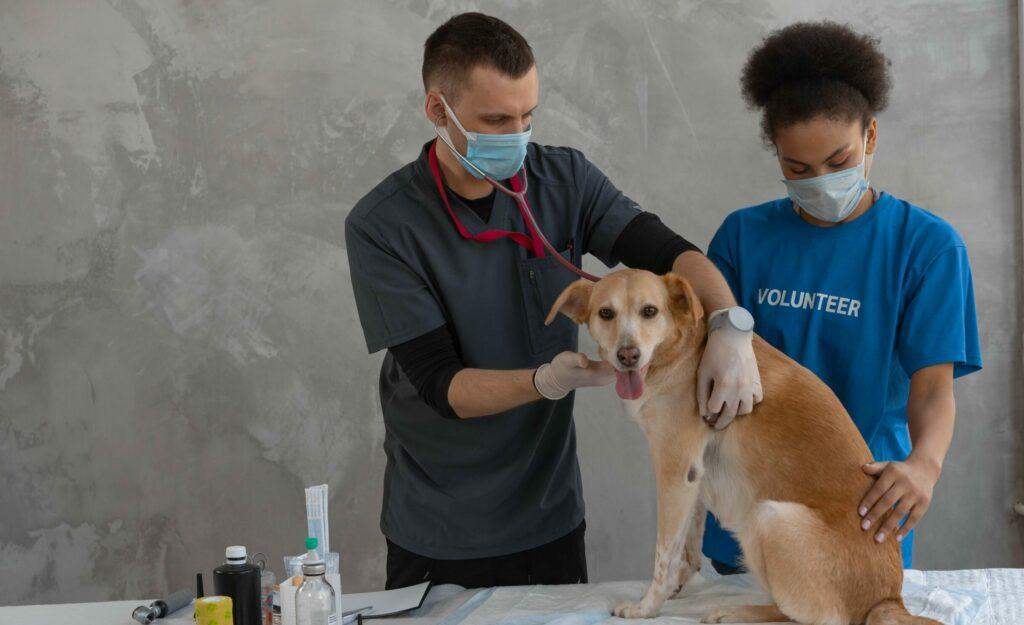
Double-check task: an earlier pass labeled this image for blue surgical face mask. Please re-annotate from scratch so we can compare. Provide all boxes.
[781,134,870,223]
[435,95,531,181]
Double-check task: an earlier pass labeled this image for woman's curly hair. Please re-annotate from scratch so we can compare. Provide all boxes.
[741,21,892,143]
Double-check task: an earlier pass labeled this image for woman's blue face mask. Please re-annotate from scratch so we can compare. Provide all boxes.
[781,134,870,223]
[434,94,531,181]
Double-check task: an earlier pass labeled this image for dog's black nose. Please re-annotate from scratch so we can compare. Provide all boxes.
[617,345,640,367]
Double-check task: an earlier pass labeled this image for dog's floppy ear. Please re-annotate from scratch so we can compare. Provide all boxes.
[662,273,703,327]
[545,280,594,325]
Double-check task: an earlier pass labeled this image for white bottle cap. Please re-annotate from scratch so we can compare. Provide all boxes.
[225,545,247,561]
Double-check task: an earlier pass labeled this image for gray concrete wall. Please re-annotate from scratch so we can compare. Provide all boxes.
[0,0,1019,605]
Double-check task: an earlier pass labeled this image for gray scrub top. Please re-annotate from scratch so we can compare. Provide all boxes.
[345,140,641,559]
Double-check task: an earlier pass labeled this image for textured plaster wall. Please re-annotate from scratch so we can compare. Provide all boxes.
[0,0,1019,604]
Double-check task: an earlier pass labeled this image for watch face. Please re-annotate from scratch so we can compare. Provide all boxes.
[728,307,755,332]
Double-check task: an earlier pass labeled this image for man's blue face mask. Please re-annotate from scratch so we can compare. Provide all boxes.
[435,94,531,181]
[781,134,870,223]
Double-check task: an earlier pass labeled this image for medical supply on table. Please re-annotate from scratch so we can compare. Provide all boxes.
[284,539,340,579]
[280,537,343,625]
[213,545,262,625]
[431,121,599,283]
[260,563,276,625]
[306,484,330,561]
[296,560,337,625]
[193,595,234,625]
[279,571,343,625]
[285,537,320,577]
[245,551,274,625]
[272,592,282,625]
[280,486,344,624]
[130,587,194,623]
[304,537,318,561]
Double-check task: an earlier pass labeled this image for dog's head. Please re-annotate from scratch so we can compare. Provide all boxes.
[545,269,704,400]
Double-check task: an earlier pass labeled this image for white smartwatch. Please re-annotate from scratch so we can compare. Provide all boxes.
[707,306,754,334]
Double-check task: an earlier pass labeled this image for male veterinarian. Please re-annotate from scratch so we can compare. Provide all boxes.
[345,12,760,589]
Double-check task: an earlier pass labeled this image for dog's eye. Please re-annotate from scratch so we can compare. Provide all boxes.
[642,305,658,318]
[598,308,615,320]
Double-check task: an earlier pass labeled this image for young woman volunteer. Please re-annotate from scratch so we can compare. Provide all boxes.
[703,22,982,572]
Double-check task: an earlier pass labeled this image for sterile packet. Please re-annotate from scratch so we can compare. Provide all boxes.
[305,484,329,561]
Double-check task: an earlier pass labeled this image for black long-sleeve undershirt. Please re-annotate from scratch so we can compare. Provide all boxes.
[390,324,464,419]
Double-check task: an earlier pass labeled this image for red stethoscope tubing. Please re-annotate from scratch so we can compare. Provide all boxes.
[428,141,600,282]
[494,173,601,283]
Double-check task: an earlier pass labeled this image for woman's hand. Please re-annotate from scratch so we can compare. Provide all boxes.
[858,454,941,543]
[859,364,955,545]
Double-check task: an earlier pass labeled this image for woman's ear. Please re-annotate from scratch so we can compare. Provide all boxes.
[545,280,593,326]
[865,117,878,155]
[864,118,878,178]
[662,273,703,328]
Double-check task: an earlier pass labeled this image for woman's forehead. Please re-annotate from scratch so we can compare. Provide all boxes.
[774,118,868,162]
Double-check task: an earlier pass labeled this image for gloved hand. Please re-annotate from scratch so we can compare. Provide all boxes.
[697,309,763,429]
[534,351,616,400]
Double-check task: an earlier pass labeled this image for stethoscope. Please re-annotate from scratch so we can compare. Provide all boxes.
[432,124,601,282]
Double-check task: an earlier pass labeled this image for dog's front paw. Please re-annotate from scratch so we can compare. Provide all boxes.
[613,601,657,619]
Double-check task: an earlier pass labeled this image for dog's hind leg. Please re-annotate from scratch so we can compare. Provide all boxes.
[700,604,791,623]
[728,501,849,625]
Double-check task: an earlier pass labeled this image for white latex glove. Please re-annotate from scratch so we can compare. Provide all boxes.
[534,351,616,400]
[697,311,763,429]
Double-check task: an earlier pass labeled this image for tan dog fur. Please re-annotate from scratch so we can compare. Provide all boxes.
[546,269,941,625]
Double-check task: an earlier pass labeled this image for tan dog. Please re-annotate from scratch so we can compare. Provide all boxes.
[546,269,940,625]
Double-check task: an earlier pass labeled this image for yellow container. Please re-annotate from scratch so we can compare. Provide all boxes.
[194,595,234,625]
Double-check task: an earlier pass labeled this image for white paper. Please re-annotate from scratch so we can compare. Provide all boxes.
[342,581,431,618]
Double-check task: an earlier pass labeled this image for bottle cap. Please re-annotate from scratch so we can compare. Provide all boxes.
[305,537,318,550]
[225,545,247,561]
[301,561,326,576]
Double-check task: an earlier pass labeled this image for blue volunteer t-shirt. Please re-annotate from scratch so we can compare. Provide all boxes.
[704,191,982,569]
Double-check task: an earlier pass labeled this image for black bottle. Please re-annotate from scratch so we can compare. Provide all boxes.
[213,545,261,625]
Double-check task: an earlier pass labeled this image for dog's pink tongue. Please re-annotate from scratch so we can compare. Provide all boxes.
[615,369,645,400]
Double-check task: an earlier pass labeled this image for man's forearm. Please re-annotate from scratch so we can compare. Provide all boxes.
[448,368,541,419]
[671,250,737,315]
[906,363,956,474]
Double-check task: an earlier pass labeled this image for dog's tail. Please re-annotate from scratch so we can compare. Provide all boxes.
[866,598,944,625]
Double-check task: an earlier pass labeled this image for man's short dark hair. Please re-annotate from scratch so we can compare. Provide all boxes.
[422,12,535,99]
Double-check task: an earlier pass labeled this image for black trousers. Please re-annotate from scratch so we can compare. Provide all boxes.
[385,521,588,589]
